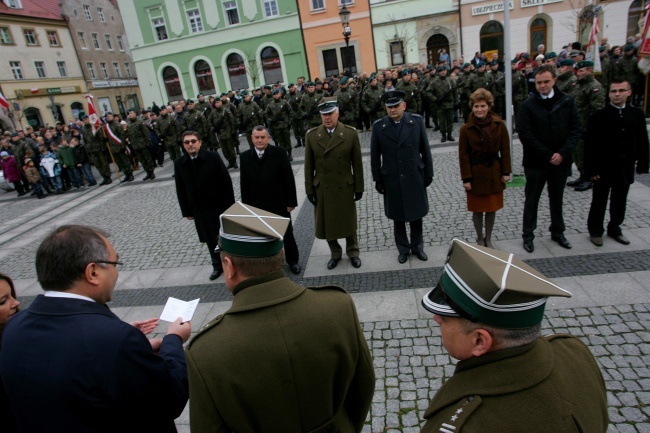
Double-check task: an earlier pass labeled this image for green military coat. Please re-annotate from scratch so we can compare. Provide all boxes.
[574,75,605,132]
[81,124,103,153]
[556,71,578,95]
[421,334,609,433]
[428,76,457,110]
[334,88,359,125]
[305,122,364,240]
[155,113,181,146]
[395,80,421,113]
[186,271,375,433]
[265,98,292,129]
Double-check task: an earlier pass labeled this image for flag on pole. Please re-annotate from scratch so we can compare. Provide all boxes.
[85,94,101,136]
[588,15,602,75]
[639,5,650,57]
[104,123,122,145]
[0,91,8,109]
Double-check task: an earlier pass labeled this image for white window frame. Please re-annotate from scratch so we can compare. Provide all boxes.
[311,0,325,11]
[99,62,108,78]
[0,27,13,45]
[34,61,46,78]
[152,17,168,41]
[83,4,92,21]
[10,61,23,79]
[77,31,87,49]
[116,35,124,51]
[187,9,203,33]
[223,1,240,26]
[263,0,278,17]
[23,28,37,46]
[97,7,105,22]
[124,62,132,77]
[91,32,100,50]
[86,61,96,79]
[338,0,354,6]
[57,61,67,77]
[46,30,59,47]
[7,0,22,8]
[105,34,113,50]
[113,62,121,78]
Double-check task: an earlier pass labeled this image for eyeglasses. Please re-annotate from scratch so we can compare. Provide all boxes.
[609,89,630,94]
[183,139,199,144]
[94,260,123,270]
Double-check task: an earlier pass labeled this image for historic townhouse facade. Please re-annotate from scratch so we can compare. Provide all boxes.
[117,0,308,105]
[0,0,86,130]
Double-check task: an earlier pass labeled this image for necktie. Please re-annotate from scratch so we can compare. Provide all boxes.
[258,151,264,159]
[328,130,333,137]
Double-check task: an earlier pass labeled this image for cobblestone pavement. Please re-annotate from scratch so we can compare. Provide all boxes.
[0,121,649,432]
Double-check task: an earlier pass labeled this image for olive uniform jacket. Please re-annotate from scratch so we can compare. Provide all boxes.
[458,112,512,196]
[186,271,376,433]
[305,122,364,240]
[421,334,609,433]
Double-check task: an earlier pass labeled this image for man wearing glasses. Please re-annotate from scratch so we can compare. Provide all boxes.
[174,130,235,280]
[1,225,192,432]
[584,79,649,247]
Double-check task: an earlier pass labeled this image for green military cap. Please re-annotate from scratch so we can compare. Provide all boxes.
[288,82,295,87]
[436,65,447,72]
[306,81,315,87]
[462,62,471,68]
[475,61,485,68]
[263,85,272,90]
[339,76,349,85]
[318,96,338,114]
[576,60,594,69]
[599,46,607,52]
[422,239,571,329]
[401,69,410,77]
[569,51,580,58]
[186,99,194,104]
[271,88,281,95]
[218,202,289,258]
[624,44,635,52]
[240,90,248,96]
[489,60,498,66]
[545,51,557,59]
[558,58,575,67]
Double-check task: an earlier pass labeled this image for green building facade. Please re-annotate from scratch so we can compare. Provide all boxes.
[117,0,307,105]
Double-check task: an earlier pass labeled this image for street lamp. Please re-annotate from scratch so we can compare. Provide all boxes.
[339,4,351,47]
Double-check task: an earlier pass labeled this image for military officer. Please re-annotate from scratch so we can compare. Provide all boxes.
[195,93,212,116]
[124,109,156,180]
[186,202,375,433]
[181,100,212,149]
[314,79,330,98]
[284,83,305,148]
[266,89,293,161]
[237,90,263,149]
[395,70,421,114]
[360,75,384,126]
[105,112,134,182]
[488,60,505,118]
[555,59,578,95]
[418,66,436,128]
[370,91,433,263]
[209,98,238,169]
[428,66,457,142]
[456,63,473,124]
[81,115,112,185]
[334,76,359,127]
[155,106,182,163]
[421,239,608,432]
[299,82,324,129]
[543,51,558,67]
[567,60,605,192]
[615,44,639,104]
[304,98,364,270]
[259,85,274,123]
[596,46,614,93]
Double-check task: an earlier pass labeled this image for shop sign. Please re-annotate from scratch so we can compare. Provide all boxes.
[472,1,513,16]
[521,0,563,8]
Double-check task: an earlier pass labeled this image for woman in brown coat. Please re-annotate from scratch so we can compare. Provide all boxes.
[459,89,511,248]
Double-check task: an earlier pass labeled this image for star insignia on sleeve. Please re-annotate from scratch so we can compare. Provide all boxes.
[455,408,463,415]
[451,414,458,421]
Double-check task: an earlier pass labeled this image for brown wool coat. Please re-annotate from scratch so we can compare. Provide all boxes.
[186,271,375,433]
[305,122,364,240]
[458,112,511,196]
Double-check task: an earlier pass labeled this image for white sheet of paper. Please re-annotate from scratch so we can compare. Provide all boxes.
[160,297,200,322]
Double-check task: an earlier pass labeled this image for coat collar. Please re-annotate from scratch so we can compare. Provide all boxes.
[25,294,116,318]
[316,122,345,154]
[376,112,416,146]
[229,270,305,313]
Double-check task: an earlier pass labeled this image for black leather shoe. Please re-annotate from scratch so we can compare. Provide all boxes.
[209,268,222,280]
[149,172,155,180]
[551,235,572,249]
[350,257,361,268]
[574,181,592,192]
[126,173,134,182]
[440,135,447,143]
[142,172,151,181]
[103,178,112,185]
[523,239,534,253]
[398,253,408,264]
[566,178,582,187]
[608,234,630,245]
[415,251,428,261]
[289,263,301,274]
[327,258,340,270]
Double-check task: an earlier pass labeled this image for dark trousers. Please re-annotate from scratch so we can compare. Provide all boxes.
[327,234,359,259]
[522,166,569,240]
[587,177,631,237]
[283,219,299,265]
[395,219,423,254]
[60,167,71,189]
[206,237,222,271]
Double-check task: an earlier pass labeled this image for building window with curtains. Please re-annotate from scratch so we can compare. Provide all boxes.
[322,49,339,77]
[163,66,183,101]
[153,18,168,41]
[530,18,547,56]
[187,9,203,33]
[226,53,247,89]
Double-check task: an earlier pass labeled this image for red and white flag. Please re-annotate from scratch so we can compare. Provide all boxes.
[0,91,8,109]
[104,123,122,145]
[85,94,101,136]
[588,15,602,75]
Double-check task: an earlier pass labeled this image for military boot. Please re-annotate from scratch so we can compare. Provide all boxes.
[447,133,454,141]
[126,173,135,182]
[142,172,151,181]
[149,172,155,180]
[440,132,447,143]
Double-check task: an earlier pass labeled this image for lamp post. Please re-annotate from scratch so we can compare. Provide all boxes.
[339,4,351,47]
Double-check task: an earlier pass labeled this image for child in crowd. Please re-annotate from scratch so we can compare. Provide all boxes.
[70,137,97,186]
[38,146,63,194]
[23,158,46,199]
[57,138,82,189]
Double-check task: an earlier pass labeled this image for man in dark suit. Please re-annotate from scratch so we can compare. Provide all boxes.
[371,90,434,264]
[174,130,235,280]
[304,97,364,270]
[0,225,191,433]
[585,79,649,246]
[239,125,301,274]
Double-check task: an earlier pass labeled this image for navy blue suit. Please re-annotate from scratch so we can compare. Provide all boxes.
[0,295,188,433]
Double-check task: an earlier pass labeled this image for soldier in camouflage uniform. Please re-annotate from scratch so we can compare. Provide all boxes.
[259,85,274,126]
[334,76,359,127]
[419,67,436,128]
[396,70,421,114]
[556,59,578,96]
[511,59,529,126]
[596,46,613,94]
[195,93,213,116]
[428,66,457,142]
[361,76,385,126]
[81,115,112,185]
[181,100,212,149]
[299,82,324,130]
[285,83,305,148]
[469,62,494,96]
[105,112,134,182]
[237,90,263,149]
[266,89,293,160]
[615,44,639,104]
[125,109,156,180]
[314,80,330,98]
[220,92,240,154]
[569,60,605,192]
[488,60,505,118]
[155,106,182,163]
[209,99,238,169]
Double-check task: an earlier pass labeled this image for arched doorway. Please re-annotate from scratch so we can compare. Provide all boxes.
[480,21,504,59]
[24,107,43,128]
[226,53,247,90]
[261,46,283,85]
[194,60,216,95]
[530,18,547,56]
[70,101,84,120]
[162,66,183,102]
[628,0,644,39]
[426,34,449,65]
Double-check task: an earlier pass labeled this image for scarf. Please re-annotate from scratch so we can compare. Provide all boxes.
[471,112,497,153]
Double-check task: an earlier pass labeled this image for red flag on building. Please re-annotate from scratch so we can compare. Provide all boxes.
[85,94,101,136]
[0,91,8,109]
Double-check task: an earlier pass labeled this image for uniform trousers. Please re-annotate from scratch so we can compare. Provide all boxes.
[88,151,111,178]
[438,108,454,134]
[283,220,299,265]
[587,176,631,237]
[271,127,291,156]
[133,147,155,173]
[220,137,237,163]
[395,219,423,254]
[165,141,181,163]
[522,166,569,240]
[327,234,359,260]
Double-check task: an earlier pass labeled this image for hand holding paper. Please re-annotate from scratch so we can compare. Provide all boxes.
[160,297,200,323]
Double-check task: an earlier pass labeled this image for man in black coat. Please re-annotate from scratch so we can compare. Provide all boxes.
[585,79,650,246]
[517,65,581,253]
[174,130,235,280]
[239,126,301,274]
[370,91,434,263]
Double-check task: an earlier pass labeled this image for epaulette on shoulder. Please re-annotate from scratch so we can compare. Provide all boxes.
[306,126,320,134]
[411,113,422,118]
[372,118,384,125]
[307,284,348,294]
[343,124,357,131]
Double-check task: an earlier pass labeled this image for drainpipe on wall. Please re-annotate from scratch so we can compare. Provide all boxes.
[458,0,464,57]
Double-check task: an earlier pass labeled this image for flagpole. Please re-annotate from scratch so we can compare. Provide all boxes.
[101,124,122,182]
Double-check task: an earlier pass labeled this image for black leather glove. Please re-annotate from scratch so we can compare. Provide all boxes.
[375,182,385,194]
[424,177,433,187]
[307,194,317,206]
[354,192,363,201]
